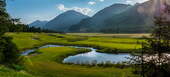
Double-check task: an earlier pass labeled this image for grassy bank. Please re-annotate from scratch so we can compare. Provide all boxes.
[24,47,138,77]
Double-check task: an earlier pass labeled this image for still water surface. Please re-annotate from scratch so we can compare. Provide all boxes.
[22,45,132,64]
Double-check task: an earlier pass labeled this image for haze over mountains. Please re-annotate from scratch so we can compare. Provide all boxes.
[29,0,157,33]
[29,20,48,28]
[69,4,132,33]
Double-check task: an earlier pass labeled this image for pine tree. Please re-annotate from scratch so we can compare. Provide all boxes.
[137,2,170,77]
[0,0,21,66]
[0,0,10,35]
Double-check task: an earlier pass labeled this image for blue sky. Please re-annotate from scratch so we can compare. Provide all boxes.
[6,0,148,24]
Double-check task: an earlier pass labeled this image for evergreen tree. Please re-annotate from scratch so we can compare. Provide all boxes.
[0,0,10,35]
[0,0,21,66]
[134,2,170,77]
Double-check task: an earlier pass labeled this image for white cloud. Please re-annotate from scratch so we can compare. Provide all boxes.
[57,4,93,15]
[87,0,104,5]
[126,0,133,4]
[58,4,67,11]
[88,1,96,5]
[99,0,104,2]
[125,0,148,5]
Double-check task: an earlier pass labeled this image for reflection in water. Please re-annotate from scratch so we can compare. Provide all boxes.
[63,48,131,64]
[21,45,132,65]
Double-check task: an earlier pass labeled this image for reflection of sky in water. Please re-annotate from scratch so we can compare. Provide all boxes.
[63,48,132,64]
[21,49,35,56]
[21,45,132,64]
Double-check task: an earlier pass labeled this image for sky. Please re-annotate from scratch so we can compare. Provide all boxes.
[6,0,148,24]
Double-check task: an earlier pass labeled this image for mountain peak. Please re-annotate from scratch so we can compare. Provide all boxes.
[93,3,131,18]
[44,10,89,32]
[65,10,78,13]
[29,20,48,28]
[61,10,87,16]
[32,20,48,23]
[33,20,41,23]
[111,3,131,6]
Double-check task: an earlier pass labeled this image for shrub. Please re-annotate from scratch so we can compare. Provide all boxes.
[0,36,22,66]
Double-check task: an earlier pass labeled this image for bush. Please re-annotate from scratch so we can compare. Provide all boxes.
[0,36,22,66]
[11,64,25,71]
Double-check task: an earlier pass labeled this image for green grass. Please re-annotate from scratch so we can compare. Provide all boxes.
[0,66,34,77]
[6,32,145,53]
[67,33,150,38]
[2,32,145,77]
[24,47,138,77]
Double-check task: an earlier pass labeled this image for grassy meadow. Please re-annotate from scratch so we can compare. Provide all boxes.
[5,33,147,53]
[24,47,138,77]
[0,32,148,77]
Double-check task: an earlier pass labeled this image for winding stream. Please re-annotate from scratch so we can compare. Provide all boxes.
[22,45,132,65]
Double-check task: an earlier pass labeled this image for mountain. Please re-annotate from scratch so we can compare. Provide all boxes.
[69,1,155,33]
[29,20,48,28]
[69,4,131,32]
[44,10,89,32]
[91,4,131,28]
[102,1,154,33]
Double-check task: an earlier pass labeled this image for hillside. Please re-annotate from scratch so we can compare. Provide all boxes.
[29,20,48,28]
[44,10,89,32]
[69,1,155,33]
[69,4,131,32]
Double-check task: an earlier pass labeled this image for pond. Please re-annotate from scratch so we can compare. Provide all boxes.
[22,45,132,65]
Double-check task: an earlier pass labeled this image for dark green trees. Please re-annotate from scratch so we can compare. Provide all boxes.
[0,0,10,35]
[139,2,170,77]
[0,37,20,64]
[0,0,21,66]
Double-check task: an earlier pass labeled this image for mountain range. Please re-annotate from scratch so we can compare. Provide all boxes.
[29,0,156,33]
[69,1,155,33]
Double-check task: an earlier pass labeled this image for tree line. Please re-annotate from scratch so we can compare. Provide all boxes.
[7,18,59,33]
[9,23,60,33]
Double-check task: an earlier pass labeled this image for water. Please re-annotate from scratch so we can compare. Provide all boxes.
[21,45,132,64]
[21,45,63,56]
[22,49,36,56]
[63,48,131,64]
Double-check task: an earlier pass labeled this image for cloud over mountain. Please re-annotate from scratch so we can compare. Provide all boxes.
[99,0,105,2]
[88,1,96,5]
[125,0,149,4]
[57,4,93,15]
